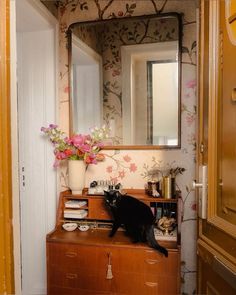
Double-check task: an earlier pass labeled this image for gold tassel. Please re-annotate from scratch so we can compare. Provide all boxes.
[106,264,113,279]
[106,253,113,279]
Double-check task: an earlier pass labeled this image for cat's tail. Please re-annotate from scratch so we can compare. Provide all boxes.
[145,225,168,257]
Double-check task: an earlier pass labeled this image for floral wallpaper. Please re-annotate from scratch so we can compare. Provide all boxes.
[73,16,179,142]
[42,1,197,294]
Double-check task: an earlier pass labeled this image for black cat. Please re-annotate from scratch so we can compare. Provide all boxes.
[104,190,168,257]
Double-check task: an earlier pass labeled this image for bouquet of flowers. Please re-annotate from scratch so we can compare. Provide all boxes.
[41,124,110,167]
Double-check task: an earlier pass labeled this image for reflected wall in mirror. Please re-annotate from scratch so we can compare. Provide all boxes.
[69,13,182,149]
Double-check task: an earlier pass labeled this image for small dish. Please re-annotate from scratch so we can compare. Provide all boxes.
[78,225,90,232]
[62,223,78,231]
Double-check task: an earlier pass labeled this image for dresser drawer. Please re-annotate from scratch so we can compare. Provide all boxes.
[96,247,178,275]
[47,243,97,273]
[48,266,111,292]
[143,249,179,275]
[112,272,158,295]
[48,285,110,295]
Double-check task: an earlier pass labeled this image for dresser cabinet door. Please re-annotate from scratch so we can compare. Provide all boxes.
[96,246,179,295]
[47,243,111,294]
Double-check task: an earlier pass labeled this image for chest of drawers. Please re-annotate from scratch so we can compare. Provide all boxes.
[47,190,180,294]
[47,229,180,295]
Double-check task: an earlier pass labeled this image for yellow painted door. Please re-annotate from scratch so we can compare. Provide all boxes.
[197,1,236,294]
[0,0,14,293]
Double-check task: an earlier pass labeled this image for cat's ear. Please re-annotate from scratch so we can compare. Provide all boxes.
[103,190,109,197]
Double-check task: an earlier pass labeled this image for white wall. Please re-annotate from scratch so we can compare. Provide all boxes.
[12,0,58,294]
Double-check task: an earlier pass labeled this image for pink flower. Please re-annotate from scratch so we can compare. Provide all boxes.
[64,86,70,93]
[112,69,120,77]
[186,79,196,89]
[41,127,48,132]
[80,144,91,153]
[123,155,131,162]
[41,124,110,167]
[129,163,137,172]
[191,203,197,211]
[118,11,123,17]
[53,159,60,168]
[64,149,73,157]
[84,153,97,164]
[185,93,191,98]
[49,124,58,129]
[106,166,113,173]
[186,114,195,126]
[55,151,67,160]
[118,170,125,179]
[110,176,118,184]
[68,134,90,147]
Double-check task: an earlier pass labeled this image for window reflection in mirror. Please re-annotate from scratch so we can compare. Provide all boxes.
[69,14,182,149]
[147,59,179,146]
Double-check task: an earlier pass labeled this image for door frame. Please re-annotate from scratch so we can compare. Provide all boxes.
[10,0,58,294]
[0,0,14,293]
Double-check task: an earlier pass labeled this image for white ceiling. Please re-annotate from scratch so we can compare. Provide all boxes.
[16,0,52,32]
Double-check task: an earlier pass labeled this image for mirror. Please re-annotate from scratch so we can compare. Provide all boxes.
[68,13,182,149]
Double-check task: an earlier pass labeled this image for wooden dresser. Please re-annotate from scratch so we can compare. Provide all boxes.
[47,190,181,295]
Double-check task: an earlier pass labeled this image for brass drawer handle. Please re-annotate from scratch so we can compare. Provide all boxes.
[145,282,158,287]
[65,252,77,258]
[145,259,159,265]
[66,273,78,279]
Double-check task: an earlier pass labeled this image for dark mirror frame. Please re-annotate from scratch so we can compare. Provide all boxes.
[68,12,182,150]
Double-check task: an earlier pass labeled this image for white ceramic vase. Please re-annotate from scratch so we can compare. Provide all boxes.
[68,160,86,194]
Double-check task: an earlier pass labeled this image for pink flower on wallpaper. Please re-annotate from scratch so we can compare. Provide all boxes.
[186,113,195,126]
[112,69,120,77]
[118,170,126,179]
[186,79,196,89]
[191,203,197,211]
[117,11,124,17]
[185,93,191,98]
[59,6,66,17]
[64,86,70,93]
[129,163,137,172]
[110,176,118,183]
[123,155,131,162]
[106,166,113,173]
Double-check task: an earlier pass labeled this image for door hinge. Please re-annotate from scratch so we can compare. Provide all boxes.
[21,166,26,189]
[200,142,205,153]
